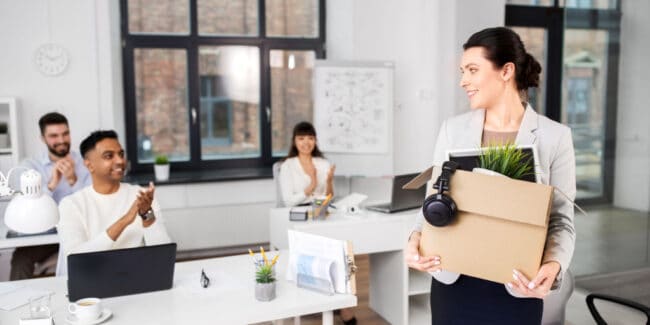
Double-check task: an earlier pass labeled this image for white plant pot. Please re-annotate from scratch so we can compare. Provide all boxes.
[154,164,170,182]
[472,167,508,178]
[255,282,276,301]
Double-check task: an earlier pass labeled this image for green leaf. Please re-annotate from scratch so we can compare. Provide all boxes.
[477,143,535,180]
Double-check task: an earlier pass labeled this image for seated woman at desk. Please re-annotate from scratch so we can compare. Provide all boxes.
[279,121,335,207]
[278,122,356,325]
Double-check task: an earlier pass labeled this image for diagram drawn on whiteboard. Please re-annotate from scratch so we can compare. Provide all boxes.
[314,62,393,154]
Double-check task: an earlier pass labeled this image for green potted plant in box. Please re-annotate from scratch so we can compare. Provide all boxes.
[153,155,170,182]
[474,143,534,180]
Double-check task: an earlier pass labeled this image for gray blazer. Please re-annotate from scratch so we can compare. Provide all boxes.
[413,104,576,290]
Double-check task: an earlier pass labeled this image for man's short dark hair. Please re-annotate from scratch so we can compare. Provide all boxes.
[80,130,119,158]
[39,112,68,135]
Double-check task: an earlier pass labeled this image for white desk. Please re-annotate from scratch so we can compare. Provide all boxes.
[0,224,59,281]
[269,208,426,325]
[0,252,357,325]
[0,224,58,250]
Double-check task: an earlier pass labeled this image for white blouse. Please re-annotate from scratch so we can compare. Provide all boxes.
[279,156,331,207]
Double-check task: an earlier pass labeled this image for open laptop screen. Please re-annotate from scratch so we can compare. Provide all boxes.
[391,173,427,210]
[67,243,177,301]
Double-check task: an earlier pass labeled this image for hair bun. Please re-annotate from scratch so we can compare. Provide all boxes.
[519,53,542,89]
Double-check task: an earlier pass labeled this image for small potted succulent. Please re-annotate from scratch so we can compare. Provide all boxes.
[474,143,534,180]
[252,247,278,301]
[153,154,170,182]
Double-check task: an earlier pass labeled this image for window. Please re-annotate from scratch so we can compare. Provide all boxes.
[121,0,325,173]
[506,1,621,204]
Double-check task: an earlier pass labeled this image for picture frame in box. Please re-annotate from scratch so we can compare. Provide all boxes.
[445,144,542,184]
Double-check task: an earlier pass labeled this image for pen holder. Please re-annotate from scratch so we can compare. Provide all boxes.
[255,281,276,302]
[254,261,277,302]
[311,197,330,219]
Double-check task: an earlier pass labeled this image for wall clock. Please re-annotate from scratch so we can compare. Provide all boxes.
[34,43,69,76]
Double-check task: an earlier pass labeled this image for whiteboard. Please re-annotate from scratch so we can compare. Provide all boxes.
[313,61,394,176]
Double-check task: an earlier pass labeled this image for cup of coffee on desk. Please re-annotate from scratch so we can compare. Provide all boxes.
[68,297,102,321]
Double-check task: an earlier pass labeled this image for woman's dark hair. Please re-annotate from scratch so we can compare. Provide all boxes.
[463,27,542,91]
[284,121,324,159]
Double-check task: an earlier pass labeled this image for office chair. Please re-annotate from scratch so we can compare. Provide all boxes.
[33,252,58,276]
[542,269,574,325]
[272,161,284,207]
[586,293,650,325]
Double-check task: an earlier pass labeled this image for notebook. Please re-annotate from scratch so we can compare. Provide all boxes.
[67,243,177,301]
[365,173,426,213]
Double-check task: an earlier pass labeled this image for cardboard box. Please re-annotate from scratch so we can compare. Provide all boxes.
[404,166,553,284]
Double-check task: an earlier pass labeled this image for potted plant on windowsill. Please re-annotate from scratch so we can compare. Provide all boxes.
[474,143,534,180]
[153,155,170,182]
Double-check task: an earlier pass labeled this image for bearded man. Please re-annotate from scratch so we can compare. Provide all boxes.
[10,112,91,280]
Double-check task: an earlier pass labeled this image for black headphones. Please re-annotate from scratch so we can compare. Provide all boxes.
[422,161,459,227]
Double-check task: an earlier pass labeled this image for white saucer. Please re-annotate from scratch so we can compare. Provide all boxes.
[66,308,112,325]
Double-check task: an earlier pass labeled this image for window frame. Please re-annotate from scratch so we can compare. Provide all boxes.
[505,1,621,205]
[120,0,326,173]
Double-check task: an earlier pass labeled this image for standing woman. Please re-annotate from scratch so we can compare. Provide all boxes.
[279,121,335,207]
[406,27,576,324]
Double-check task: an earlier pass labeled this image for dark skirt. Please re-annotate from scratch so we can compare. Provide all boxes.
[430,275,543,325]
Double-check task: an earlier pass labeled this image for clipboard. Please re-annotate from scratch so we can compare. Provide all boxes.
[344,241,357,295]
[287,230,357,295]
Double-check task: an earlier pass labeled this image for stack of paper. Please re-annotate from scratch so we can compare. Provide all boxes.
[295,254,336,295]
[0,283,53,311]
[287,230,348,294]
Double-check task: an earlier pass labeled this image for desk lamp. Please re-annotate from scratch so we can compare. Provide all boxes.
[2,168,59,234]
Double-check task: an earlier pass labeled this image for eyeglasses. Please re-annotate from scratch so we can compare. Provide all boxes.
[200,269,210,288]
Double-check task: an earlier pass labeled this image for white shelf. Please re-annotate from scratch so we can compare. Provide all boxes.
[408,269,432,295]
[0,98,19,172]
[408,294,431,325]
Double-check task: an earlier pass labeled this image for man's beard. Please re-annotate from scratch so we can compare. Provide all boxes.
[48,143,70,158]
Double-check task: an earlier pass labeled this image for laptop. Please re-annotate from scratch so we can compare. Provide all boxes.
[67,243,177,301]
[365,173,427,213]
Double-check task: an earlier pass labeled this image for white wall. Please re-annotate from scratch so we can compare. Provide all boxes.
[0,0,507,251]
[613,0,650,212]
[0,0,123,159]
[327,0,504,174]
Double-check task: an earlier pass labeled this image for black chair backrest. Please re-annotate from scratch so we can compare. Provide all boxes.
[586,293,650,325]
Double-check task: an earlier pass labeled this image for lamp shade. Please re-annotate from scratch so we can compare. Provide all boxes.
[4,169,59,234]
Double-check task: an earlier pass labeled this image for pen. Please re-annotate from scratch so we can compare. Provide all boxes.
[270,254,280,266]
[314,193,333,217]
[248,248,257,262]
[260,246,269,265]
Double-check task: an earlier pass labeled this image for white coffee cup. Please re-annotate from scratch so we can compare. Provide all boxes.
[68,297,102,321]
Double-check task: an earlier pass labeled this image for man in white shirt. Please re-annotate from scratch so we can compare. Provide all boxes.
[10,112,91,280]
[58,130,171,258]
